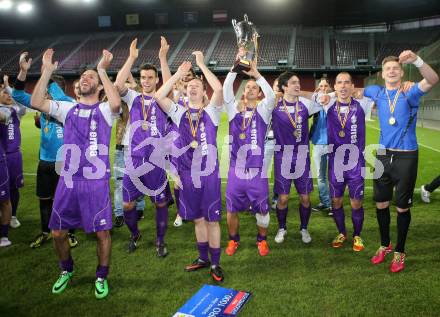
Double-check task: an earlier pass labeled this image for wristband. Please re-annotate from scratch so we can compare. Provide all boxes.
[413,56,424,68]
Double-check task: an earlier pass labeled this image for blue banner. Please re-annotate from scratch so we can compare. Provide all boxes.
[173,284,251,317]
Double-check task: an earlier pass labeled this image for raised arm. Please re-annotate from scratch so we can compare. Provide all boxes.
[243,61,276,109]
[30,49,58,113]
[399,50,439,93]
[97,50,121,114]
[193,51,223,107]
[17,52,32,82]
[114,38,138,94]
[155,61,192,113]
[159,36,172,84]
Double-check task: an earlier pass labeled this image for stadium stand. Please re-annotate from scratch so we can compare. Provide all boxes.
[171,31,215,68]
[60,33,121,71]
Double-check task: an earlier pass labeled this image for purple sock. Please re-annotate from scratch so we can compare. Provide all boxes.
[59,257,74,272]
[174,188,180,212]
[332,207,346,235]
[197,242,209,262]
[352,207,364,237]
[124,208,140,238]
[276,206,288,230]
[0,224,8,238]
[155,205,168,245]
[96,265,109,279]
[257,233,267,242]
[228,233,240,242]
[10,188,19,217]
[299,204,311,230]
[209,247,221,266]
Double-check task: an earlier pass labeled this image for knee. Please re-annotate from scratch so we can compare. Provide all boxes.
[351,200,363,210]
[96,230,111,241]
[332,198,343,209]
[376,201,389,209]
[396,207,409,213]
[123,201,135,211]
[155,201,167,208]
[277,195,289,208]
[300,195,310,208]
[207,221,219,228]
[52,230,68,241]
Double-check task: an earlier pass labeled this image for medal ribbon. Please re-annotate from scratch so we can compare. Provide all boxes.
[184,99,203,139]
[141,94,153,124]
[336,98,351,131]
[281,97,299,130]
[241,105,256,134]
[385,88,402,116]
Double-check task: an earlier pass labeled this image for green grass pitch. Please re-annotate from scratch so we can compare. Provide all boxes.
[1,113,440,317]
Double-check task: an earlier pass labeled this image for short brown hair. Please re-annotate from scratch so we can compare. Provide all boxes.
[335,72,352,83]
[381,56,401,68]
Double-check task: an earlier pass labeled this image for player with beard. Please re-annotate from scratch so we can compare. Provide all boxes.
[155,53,225,282]
[114,37,173,257]
[31,48,120,299]
[223,57,276,257]
[272,71,323,244]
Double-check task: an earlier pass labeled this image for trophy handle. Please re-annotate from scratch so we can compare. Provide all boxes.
[232,19,237,27]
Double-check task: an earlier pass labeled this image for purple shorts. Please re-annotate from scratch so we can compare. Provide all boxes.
[6,151,24,189]
[0,159,10,201]
[225,166,269,214]
[178,169,222,222]
[274,152,313,195]
[328,154,365,200]
[50,178,113,233]
[123,156,172,204]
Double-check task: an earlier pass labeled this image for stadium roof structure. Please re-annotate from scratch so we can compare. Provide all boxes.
[0,0,439,38]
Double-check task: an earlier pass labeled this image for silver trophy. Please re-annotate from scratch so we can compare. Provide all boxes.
[232,14,259,74]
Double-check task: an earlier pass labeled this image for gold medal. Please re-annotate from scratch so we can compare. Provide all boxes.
[239,133,246,140]
[388,116,396,126]
[142,122,149,131]
[190,140,198,149]
[338,130,345,138]
[44,126,49,133]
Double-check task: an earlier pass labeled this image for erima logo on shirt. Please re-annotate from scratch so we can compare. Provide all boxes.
[0,191,5,196]
[350,114,357,144]
[99,219,107,226]
[408,198,412,204]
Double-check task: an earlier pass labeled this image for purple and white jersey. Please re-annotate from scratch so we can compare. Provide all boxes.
[167,102,223,172]
[272,96,321,151]
[223,72,276,169]
[325,97,373,152]
[0,103,26,154]
[49,100,116,180]
[122,88,169,158]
